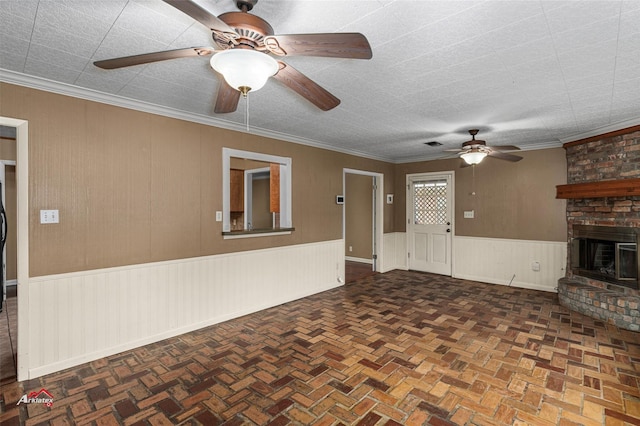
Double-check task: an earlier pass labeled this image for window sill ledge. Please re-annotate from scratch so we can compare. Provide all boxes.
[222,228,295,239]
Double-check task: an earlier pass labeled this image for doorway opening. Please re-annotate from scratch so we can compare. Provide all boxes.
[343,169,384,280]
[0,128,16,382]
[0,161,16,293]
[0,116,29,382]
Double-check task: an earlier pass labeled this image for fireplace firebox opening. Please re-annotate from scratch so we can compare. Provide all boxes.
[571,225,639,290]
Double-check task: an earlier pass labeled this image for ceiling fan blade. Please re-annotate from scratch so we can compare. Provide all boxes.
[490,145,521,151]
[214,78,241,113]
[488,151,523,162]
[94,47,214,69]
[162,0,237,35]
[273,62,340,111]
[264,33,372,59]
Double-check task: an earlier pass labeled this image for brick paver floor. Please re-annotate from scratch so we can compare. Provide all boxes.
[1,270,639,425]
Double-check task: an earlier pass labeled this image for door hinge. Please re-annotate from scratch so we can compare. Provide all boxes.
[372,254,378,260]
[408,252,410,258]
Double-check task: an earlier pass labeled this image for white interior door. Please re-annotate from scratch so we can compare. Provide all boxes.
[407,172,453,275]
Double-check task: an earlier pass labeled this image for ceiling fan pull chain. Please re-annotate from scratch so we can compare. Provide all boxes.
[471,164,476,196]
[245,92,250,132]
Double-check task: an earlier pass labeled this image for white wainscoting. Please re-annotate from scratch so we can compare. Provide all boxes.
[384,233,566,292]
[453,236,567,292]
[382,232,407,272]
[23,240,344,379]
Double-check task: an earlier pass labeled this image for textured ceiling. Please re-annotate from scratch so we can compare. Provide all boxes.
[1,0,639,162]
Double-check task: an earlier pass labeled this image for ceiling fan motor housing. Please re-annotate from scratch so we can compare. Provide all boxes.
[461,129,486,148]
[213,12,274,49]
[462,139,487,148]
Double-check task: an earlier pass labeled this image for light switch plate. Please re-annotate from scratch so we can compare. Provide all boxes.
[215,211,222,222]
[40,209,59,224]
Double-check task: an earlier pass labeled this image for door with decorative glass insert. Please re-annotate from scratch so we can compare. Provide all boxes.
[407,172,453,275]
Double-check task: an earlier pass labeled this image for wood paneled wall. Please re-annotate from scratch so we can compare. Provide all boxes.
[0,83,395,277]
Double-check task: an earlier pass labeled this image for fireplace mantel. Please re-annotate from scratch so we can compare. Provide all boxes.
[556,178,640,199]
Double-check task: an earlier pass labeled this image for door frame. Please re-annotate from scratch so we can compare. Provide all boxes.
[0,116,29,381]
[342,168,384,273]
[406,171,455,275]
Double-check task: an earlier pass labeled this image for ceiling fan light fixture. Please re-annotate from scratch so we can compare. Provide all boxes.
[461,150,488,165]
[210,49,278,94]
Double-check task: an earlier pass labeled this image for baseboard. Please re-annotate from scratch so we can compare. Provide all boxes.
[453,273,558,293]
[345,256,372,264]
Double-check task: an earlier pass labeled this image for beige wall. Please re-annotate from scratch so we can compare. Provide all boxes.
[345,173,373,259]
[395,148,568,241]
[0,83,395,277]
[1,83,567,277]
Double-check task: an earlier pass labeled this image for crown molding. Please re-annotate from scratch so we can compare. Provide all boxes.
[392,140,563,164]
[0,69,393,163]
[1,70,590,165]
[558,119,640,145]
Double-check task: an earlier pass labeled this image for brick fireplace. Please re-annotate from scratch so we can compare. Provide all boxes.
[556,125,640,331]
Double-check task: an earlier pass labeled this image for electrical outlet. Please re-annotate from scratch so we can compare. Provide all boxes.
[40,209,59,224]
[531,261,540,271]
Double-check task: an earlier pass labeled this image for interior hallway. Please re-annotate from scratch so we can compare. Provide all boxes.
[345,260,377,283]
[0,270,639,425]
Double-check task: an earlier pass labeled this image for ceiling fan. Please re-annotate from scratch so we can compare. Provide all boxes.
[93,0,372,113]
[445,129,523,165]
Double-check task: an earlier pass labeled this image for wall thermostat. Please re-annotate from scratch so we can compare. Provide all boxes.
[336,195,344,204]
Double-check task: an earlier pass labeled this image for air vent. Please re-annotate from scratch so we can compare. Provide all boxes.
[425,141,442,147]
